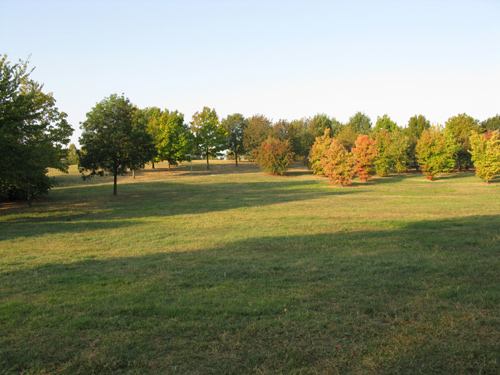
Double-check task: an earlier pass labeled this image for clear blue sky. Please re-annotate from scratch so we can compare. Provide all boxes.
[2,0,499,146]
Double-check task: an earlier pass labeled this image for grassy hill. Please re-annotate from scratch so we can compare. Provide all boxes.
[1,161,499,374]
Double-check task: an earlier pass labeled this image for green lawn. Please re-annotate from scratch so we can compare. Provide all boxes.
[1,161,499,374]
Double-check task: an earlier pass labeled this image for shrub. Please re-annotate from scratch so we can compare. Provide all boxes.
[352,134,377,182]
[469,130,500,183]
[254,138,294,175]
[320,138,355,186]
[416,126,459,180]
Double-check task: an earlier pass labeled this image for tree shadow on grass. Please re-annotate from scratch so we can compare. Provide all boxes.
[0,179,357,241]
[348,171,479,186]
[433,171,477,181]
[1,215,499,374]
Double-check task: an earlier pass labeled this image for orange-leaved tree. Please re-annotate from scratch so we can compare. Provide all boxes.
[309,129,333,175]
[254,137,294,176]
[320,138,355,186]
[352,134,377,182]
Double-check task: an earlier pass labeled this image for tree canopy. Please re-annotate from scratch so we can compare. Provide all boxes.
[347,112,372,134]
[374,114,399,133]
[243,114,273,159]
[445,113,480,170]
[0,55,73,206]
[254,137,294,176]
[406,115,431,139]
[190,106,227,170]
[406,115,431,170]
[67,143,79,165]
[469,130,500,183]
[416,126,459,180]
[79,94,156,195]
[222,113,246,166]
[481,115,500,132]
[135,107,164,167]
[156,110,192,168]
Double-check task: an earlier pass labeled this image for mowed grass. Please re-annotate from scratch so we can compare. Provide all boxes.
[1,160,500,374]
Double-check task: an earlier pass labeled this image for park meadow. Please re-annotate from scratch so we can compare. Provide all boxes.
[1,160,499,374]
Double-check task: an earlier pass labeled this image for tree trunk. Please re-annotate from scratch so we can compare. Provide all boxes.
[168,160,171,170]
[152,161,155,169]
[27,185,32,208]
[113,172,118,195]
[206,148,210,170]
[235,151,238,167]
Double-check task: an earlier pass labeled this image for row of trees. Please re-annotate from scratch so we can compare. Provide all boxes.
[78,94,500,193]
[307,125,500,184]
[2,55,500,203]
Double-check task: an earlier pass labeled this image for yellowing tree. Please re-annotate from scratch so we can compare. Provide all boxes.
[374,130,392,177]
[445,113,480,170]
[309,129,333,175]
[416,126,459,180]
[320,138,355,186]
[469,130,500,183]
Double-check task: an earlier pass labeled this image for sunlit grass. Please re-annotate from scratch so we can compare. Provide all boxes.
[1,161,500,374]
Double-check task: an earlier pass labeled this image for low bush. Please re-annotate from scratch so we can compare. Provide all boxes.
[254,138,294,175]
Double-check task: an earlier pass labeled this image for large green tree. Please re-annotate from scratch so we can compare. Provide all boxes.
[79,94,156,195]
[157,110,192,169]
[190,106,227,170]
[0,55,73,206]
[222,113,246,166]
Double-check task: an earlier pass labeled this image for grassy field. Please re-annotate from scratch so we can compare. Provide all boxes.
[1,161,499,374]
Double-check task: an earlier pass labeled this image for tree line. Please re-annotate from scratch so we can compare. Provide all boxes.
[2,55,500,204]
[307,121,500,185]
[76,95,500,193]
